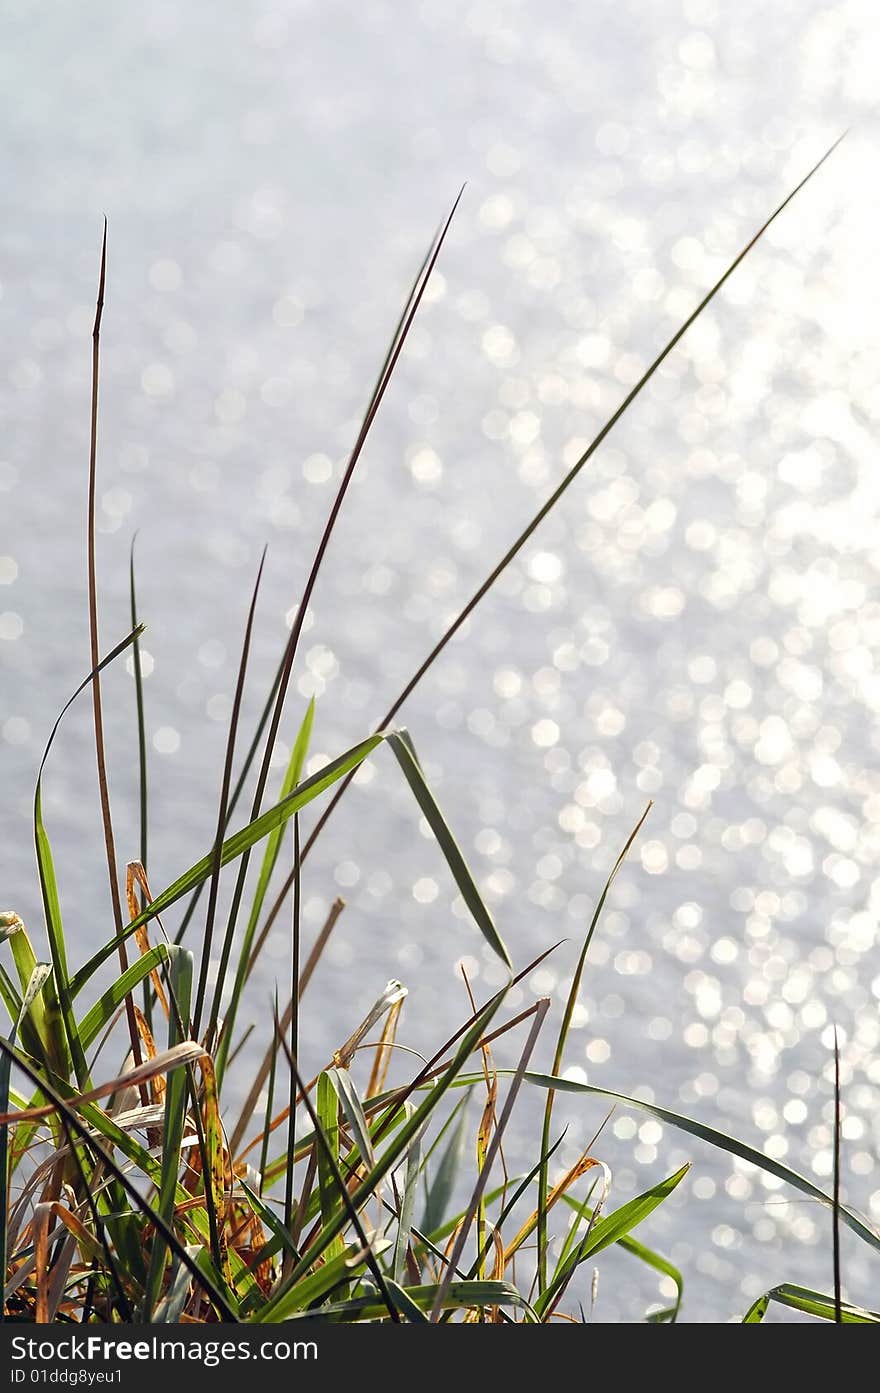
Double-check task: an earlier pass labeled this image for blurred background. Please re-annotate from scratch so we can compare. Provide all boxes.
[2,0,879,1320]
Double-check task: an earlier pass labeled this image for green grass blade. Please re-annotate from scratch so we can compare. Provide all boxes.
[285,1279,536,1323]
[240,1180,301,1266]
[392,1112,420,1282]
[522,1073,880,1258]
[742,1284,880,1324]
[78,944,175,1053]
[329,1066,375,1170]
[260,1240,391,1318]
[30,626,144,1087]
[0,963,52,1323]
[216,699,315,1083]
[421,1092,470,1235]
[537,1163,689,1318]
[69,732,383,998]
[316,1071,344,1254]
[145,949,193,1317]
[560,1193,684,1322]
[387,729,511,969]
[257,991,505,1320]
[575,1163,688,1263]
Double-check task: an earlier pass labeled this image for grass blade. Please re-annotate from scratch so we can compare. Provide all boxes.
[216,699,314,1082]
[194,548,267,1039]
[274,137,847,898]
[329,1066,375,1170]
[33,626,145,1090]
[430,997,549,1319]
[69,732,383,997]
[560,1193,684,1322]
[743,1284,880,1324]
[85,221,141,1078]
[286,1279,534,1323]
[537,1163,689,1319]
[129,535,150,1031]
[519,1073,880,1259]
[145,949,193,1317]
[387,730,511,970]
[421,1092,470,1236]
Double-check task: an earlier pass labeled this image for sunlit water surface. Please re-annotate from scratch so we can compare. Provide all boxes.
[2,0,880,1321]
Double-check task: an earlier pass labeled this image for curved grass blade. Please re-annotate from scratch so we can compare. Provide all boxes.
[387,730,511,970]
[329,1066,375,1171]
[742,1284,880,1324]
[34,626,145,1089]
[511,1072,880,1259]
[69,732,383,998]
[78,944,175,1054]
[536,1163,689,1319]
[286,1279,535,1323]
[560,1193,684,1322]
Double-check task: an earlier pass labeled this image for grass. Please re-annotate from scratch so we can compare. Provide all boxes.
[1,135,877,1325]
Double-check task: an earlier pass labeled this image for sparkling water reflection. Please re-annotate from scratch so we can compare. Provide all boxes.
[2,0,880,1321]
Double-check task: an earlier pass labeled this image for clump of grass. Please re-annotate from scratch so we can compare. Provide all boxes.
[1,136,877,1326]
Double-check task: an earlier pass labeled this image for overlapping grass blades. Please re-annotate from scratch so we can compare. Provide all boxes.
[1,139,866,1326]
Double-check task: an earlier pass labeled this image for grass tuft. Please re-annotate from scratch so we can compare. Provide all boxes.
[1,141,870,1325]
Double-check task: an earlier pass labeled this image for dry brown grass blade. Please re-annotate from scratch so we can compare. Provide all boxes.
[33,1202,49,1322]
[126,862,170,1020]
[200,1055,231,1283]
[0,1042,206,1124]
[365,994,405,1100]
[503,1150,602,1265]
[131,1005,162,1098]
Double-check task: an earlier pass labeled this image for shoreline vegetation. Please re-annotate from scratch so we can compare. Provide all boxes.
[2,137,878,1325]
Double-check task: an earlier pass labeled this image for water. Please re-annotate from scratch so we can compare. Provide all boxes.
[2,0,880,1321]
